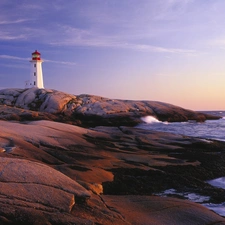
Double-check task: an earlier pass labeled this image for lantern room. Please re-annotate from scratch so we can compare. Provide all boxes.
[32,50,41,60]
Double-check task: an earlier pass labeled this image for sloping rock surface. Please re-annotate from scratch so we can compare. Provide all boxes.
[0,88,220,126]
[0,157,92,224]
[102,195,225,225]
[0,157,90,211]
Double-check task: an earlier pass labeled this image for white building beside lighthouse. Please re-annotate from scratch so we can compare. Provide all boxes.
[26,50,44,89]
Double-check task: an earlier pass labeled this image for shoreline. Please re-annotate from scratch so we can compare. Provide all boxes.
[0,120,224,223]
[0,88,222,128]
[137,113,225,142]
[0,89,224,223]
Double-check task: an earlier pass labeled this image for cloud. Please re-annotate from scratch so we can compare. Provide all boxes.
[0,63,29,69]
[0,19,29,25]
[0,54,76,66]
[0,55,29,61]
[153,0,194,21]
[44,59,76,66]
[0,31,26,40]
[209,38,225,48]
[44,0,198,55]
[51,39,196,55]
[20,3,44,10]
[122,43,196,54]
[0,2,48,41]
[0,1,198,55]
[50,26,196,55]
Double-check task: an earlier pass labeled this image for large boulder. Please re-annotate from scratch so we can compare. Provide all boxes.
[0,88,77,115]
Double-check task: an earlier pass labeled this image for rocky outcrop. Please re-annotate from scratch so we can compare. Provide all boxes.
[0,88,220,126]
[0,120,225,224]
[0,88,224,224]
[0,88,77,115]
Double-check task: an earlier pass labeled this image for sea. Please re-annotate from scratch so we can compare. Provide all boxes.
[137,111,225,216]
[137,111,225,142]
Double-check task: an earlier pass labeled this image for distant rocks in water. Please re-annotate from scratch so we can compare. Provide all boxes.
[0,88,220,126]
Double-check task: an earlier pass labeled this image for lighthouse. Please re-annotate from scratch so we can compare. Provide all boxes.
[26,50,44,89]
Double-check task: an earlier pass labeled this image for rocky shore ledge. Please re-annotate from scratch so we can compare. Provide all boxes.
[0,88,224,224]
[0,88,220,126]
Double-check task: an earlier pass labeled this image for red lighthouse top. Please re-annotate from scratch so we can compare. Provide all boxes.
[32,50,41,60]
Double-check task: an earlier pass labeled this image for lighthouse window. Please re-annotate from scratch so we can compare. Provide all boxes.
[34,81,36,85]
[34,72,36,76]
[34,64,36,67]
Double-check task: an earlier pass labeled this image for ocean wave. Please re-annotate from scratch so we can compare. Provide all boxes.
[141,116,160,124]
[139,114,225,143]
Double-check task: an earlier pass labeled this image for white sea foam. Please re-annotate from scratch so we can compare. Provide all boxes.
[207,177,225,189]
[141,116,160,124]
[138,111,225,142]
[156,189,210,203]
[202,203,225,216]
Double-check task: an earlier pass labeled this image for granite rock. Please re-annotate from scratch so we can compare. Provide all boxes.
[0,88,220,126]
[0,157,90,211]
[102,195,225,225]
[0,120,224,224]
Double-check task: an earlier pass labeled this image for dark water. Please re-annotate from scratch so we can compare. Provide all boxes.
[137,111,225,216]
[137,111,225,142]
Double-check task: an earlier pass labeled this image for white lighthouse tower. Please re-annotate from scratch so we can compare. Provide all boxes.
[26,50,44,88]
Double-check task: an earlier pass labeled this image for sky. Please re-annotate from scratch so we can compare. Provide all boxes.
[0,0,225,110]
